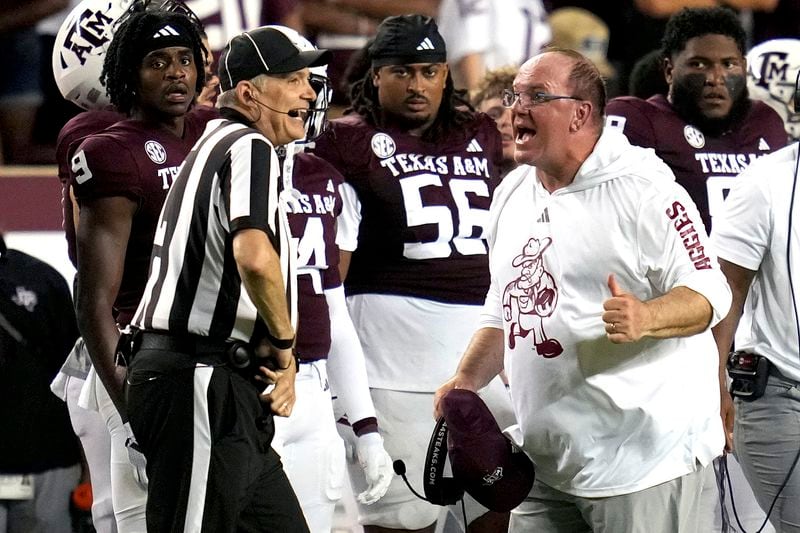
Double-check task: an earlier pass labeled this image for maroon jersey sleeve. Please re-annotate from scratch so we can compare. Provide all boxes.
[312,114,501,304]
[288,153,345,359]
[56,110,124,266]
[605,96,659,149]
[70,134,145,203]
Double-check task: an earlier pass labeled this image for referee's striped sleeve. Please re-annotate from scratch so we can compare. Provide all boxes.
[227,135,274,237]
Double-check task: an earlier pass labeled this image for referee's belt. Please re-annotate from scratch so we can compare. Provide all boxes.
[134,330,236,357]
[129,330,319,368]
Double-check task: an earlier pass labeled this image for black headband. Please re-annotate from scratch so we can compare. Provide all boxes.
[139,22,194,58]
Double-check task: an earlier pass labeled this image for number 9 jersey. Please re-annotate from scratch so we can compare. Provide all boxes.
[312,113,504,305]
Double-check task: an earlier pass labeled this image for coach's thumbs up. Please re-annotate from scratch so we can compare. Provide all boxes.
[602,274,645,343]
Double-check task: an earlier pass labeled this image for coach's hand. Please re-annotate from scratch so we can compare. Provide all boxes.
[602,274,648,343]
[434,373,480,420]
[355,432,393,505]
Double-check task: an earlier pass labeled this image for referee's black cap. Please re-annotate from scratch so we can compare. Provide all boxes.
[219,27,331,91]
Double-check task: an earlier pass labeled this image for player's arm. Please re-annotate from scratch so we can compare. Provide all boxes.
[0,0,68,33]
[339,250,352,281]
[233,228,297,415]
[326,284,375,427]
[635,0,777,18]
[434,326,505,419]
[336,181,361,281]
[75,195,136,417]
[313,0,440,18]
[711,259,756,452]
[300,2,378,36]
[325,284,392,504]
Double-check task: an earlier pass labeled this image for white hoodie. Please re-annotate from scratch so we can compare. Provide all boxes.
[481,128,731,497]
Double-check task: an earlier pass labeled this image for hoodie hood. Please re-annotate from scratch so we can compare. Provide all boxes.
[565,128,675,193]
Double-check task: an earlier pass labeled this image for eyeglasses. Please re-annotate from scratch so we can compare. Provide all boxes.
[501,89,582,110]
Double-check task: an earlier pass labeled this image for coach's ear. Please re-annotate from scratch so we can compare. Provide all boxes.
[571,101,592,132]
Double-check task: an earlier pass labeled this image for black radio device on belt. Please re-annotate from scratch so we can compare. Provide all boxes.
[727,350,770,401]
[226,341,253,369]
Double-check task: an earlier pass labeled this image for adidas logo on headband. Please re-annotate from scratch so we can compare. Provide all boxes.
[153,24,181,38]
[416,37,435,51]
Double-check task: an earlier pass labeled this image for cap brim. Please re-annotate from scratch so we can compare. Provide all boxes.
[271,49,332,74]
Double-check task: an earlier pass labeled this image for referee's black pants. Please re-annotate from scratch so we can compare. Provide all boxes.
[126,343,309,533]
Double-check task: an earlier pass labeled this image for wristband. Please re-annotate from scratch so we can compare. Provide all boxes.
[352,417,379,437]
[266,330,294,351]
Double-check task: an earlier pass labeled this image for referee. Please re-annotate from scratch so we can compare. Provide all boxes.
[125,27,330,532]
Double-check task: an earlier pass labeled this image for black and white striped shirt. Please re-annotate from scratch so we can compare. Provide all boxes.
[132,110,296,343]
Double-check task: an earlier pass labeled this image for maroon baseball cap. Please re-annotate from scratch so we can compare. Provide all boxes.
[440,389,535,512]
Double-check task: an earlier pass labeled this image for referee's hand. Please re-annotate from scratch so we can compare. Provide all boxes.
[255,349,297,417]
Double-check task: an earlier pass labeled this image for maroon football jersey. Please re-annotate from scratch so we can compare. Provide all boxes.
[57,110,125,267]
[605,95,787,231]
[285,152,344,360]
[69,106,218,325]
[312,113,503,305]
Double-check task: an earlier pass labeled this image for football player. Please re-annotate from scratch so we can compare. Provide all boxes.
[606,6,786,233]
[605,7,786,533]
[312,14,515,533]
[52,2,216,531]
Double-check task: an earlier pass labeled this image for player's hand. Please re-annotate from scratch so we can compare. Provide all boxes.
[602,274,650,343]
[108,364,130,421]
[355,432,392,505]
[255,349,297,417]
[720,381,735,453]
[123,422,148,490]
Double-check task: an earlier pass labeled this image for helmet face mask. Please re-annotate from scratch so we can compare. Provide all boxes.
[53,0,133,110]
[306,71,332,140]
[747,38,800,141]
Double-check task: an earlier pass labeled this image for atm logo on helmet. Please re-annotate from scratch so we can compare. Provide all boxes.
[61,8,116,67]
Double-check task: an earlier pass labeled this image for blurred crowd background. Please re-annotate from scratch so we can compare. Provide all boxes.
[1,0,798,166]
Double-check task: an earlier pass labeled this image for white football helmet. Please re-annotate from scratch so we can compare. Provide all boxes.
[747,38,800,141]
[52,0,133,110]
[266,25,332,141]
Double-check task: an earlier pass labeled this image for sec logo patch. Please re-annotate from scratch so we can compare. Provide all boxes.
[683,126,705,149]
[144,140,167,164]
[371,133,396,159]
